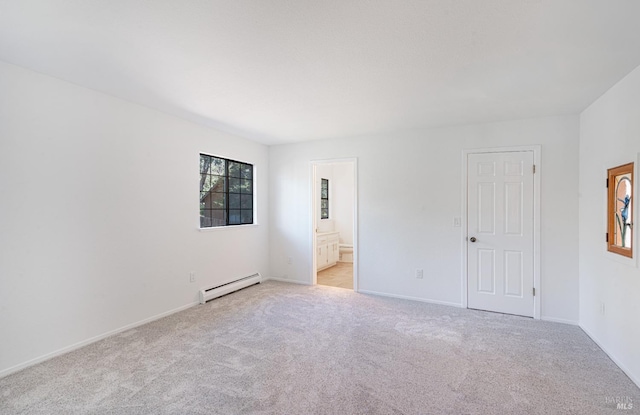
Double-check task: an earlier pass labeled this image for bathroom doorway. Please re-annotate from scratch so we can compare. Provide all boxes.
[311,159,358,291]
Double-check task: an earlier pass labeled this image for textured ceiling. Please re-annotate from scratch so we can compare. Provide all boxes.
[2,1,640,145]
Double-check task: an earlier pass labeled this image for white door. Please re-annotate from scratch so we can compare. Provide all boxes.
[467,151,535,317]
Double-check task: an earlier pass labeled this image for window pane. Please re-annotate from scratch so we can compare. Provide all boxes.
[229,193,240,209]
[229,177,241,193]
[241,194,253,209]
[229,210,241,225]
[200,155,212,174]
[321,208,328,219]
[209,209,226,227]
[200,209,210,227]
[321,199,328,210]
[200,192,207,207]
[207,192,225,209]
[229,162,242,178]
[202,175,225,193]
[614,173,632,248]
[241,164,252,179]
[210,157,225,175]
[241,179,252,194]
[201,209,228,228]
[200,175,211,193]
[202,193,213,209]
[241,210,253,224]
[210,175,225,192]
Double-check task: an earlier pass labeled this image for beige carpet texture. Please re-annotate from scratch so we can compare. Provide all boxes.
[1,281,638,414]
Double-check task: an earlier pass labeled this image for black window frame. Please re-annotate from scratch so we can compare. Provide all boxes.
[199,154,254,228]
[321,178,329,220]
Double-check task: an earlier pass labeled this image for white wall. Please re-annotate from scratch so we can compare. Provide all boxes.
[579,64,640,387]
[0,61,269,376]
[269,116,579,322]
[332,163,354,246]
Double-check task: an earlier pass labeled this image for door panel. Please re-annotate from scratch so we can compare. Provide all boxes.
[477,249,496,294]
[504,182,523,235]
[504,250,523,297]
[477,183,496,234]
[468,151,534,317]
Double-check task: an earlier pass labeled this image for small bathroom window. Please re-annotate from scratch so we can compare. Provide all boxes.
[607,162,633,258]
[321,178,329,219]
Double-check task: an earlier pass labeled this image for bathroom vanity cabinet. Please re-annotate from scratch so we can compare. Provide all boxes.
[317,231,340,271]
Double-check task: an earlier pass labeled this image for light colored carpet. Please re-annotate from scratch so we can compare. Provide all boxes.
[1,281,638,414]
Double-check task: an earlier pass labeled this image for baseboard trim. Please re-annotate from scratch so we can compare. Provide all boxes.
[580,324,640,389]
[540,316,579,326]
[358,289,462,308]
[0,301,199,379]
[263,277,311,285]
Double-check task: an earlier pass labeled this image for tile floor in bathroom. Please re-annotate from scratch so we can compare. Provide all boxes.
[317,262,353,289]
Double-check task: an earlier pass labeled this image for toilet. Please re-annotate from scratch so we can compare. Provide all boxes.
[339,243,353,263]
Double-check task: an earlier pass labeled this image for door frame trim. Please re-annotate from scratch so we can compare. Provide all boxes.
[310,158,359,291]
[461,145,541,319]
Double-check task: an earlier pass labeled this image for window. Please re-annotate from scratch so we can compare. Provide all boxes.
[321,178,329,219]
[199,154,253,228]
[607,162,633,258]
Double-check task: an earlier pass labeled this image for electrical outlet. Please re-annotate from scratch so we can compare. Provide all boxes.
[416,269,424,279]
[453,217,461,227]
[189,272,196,283]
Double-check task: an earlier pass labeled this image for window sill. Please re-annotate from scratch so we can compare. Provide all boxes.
[198,224,259,232]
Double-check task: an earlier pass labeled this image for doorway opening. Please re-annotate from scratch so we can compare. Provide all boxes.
[311,159,358,291]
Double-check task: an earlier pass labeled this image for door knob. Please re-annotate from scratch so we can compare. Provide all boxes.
[469,237,477,243]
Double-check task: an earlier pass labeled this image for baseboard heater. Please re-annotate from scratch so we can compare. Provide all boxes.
[199,273,262,304]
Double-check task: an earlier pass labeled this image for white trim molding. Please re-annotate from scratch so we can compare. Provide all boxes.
[0,301,199,379]
[580,324,640,389]
[541,316,579,326]
[359,289,463,308]
[263,277,311,285]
